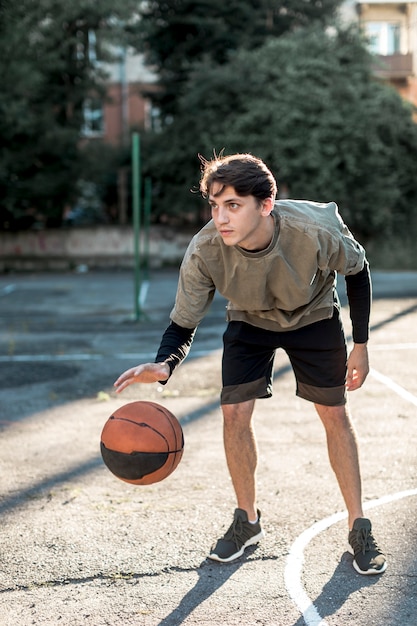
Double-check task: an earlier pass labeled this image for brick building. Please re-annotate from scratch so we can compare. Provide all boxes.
[343,1,417,111]
[81,46,158,146]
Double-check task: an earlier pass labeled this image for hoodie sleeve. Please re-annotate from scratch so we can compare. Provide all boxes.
[345,260,371,343]
[155,321,196,383]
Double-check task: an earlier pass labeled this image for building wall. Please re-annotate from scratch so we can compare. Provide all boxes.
[356,1,417,109]
[0,227,191,272]
[396,74,417,109]
[84,48,158,146]
[358,1,416,56]
[104,82,154,146]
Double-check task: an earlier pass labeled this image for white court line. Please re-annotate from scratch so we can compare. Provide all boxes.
[370,368,417,407]
[284,510,347,626]
[285,489,417,626]
[0,353,151,363]
[0,350,216,363]
[139,280,150,308]
[371,343,417,351]
[0,284,16,296]
[285,370,417,626]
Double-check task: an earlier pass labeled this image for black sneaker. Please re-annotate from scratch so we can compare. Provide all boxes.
[208,508,265,563]
[348,518,387,575]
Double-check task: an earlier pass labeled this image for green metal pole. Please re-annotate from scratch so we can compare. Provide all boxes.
[132,132,142,320]
[144,177,152,281]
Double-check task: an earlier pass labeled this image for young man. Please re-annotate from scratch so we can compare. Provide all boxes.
[114,153,386,575]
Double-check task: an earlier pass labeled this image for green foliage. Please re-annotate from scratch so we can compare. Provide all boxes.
[144,25,417,239]
[136,0,343,117]
[0,0,136,227]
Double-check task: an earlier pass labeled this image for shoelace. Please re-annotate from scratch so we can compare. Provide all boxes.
[225,516,248,546]
[352,527,379,555]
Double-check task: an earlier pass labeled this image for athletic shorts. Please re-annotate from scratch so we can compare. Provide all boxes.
[221,306,347,407]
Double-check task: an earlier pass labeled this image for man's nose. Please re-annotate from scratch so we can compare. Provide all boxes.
[217,207,229,223]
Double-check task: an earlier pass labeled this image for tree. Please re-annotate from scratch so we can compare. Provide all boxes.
[0,0,136,228]
[135,0,343,118]
[143,25,417,239]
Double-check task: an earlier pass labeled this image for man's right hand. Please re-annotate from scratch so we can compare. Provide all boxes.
[113,362,170,393]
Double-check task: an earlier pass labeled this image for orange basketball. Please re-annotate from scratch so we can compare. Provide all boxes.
[100,401,184,485]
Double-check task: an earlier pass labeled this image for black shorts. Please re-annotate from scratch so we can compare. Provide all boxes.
[221,307,347,407]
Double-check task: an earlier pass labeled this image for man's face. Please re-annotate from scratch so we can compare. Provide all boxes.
[208,183,273,251]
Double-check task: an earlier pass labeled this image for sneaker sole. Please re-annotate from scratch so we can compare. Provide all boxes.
[208,529,265,563]
[348,545,387,575]
[352,558,387,575]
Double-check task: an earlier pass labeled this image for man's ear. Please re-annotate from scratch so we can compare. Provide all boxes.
[260,197,274,216]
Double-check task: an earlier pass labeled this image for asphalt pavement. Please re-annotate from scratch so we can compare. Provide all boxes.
[0,268,416,625]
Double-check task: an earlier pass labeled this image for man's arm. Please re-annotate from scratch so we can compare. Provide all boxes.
[155,321,196,381]
[345,260,371,344]
[113,321,196,393]
[344,260,371,391]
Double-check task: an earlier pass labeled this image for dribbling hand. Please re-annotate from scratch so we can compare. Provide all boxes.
[113,362,170,393]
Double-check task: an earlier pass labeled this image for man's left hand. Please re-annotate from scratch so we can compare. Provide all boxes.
[346,343,369,391]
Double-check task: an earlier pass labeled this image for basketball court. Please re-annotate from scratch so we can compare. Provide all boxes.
[0,269,416,625]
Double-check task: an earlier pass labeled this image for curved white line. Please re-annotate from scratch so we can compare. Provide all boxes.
[284,510,347,626]
[285,489,417,626]
[285,368,417,625]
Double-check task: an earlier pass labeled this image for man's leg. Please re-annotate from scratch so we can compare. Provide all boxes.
[222,399,258,521]
[314,402,363,529]
[315,401,387,574]
[208,399,264,562]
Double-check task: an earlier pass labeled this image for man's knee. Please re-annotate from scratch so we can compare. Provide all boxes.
[222,400,255,425]
[315,402,352,431]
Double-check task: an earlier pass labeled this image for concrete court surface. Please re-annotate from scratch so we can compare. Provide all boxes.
[0,268,416,626]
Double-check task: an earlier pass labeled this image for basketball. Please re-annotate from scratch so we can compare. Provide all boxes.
[100,401,184,485]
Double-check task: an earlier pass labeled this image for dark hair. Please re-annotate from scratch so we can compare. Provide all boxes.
[199,153,277,200]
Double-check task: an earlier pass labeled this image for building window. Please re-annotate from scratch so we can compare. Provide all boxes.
[82,98,104,136]
[366,22,401,56]
[150,103,162,132]
[76,28,99,65]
